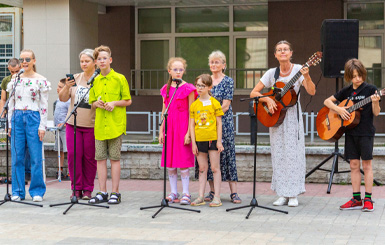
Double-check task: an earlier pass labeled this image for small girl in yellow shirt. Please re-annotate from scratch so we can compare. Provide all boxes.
[189,74,224,207]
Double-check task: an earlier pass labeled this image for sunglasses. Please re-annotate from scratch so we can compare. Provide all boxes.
[19,58,32,63]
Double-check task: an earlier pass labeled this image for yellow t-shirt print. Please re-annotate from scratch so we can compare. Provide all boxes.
[197,111,210,126]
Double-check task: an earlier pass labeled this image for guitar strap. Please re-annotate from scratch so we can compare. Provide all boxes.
[273,67,280,83]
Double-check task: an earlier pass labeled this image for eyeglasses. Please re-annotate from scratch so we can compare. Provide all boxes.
[19,58,32,63]
[172,68,184,73]
[209,60,223,65]
[196,84,206,89]
[275,48,291,53]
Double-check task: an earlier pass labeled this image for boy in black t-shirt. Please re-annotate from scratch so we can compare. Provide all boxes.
[324,59,381,212]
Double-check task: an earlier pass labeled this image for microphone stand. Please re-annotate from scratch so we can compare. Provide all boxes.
[49,74,109,214]
[226,95,288,219]
[0,73,42,207]
[140,80,200,218]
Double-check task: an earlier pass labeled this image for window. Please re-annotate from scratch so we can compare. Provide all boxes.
[136,4,268,92]
[140,40,170,89]
[346,1,384,87]
[234,5,268,32]
[176,36,229,82]
[347,3,384,30]
[138,8,171,34]
[0,14,13,80]
[176,7,229,33]
[359,36,382,88]
[236,37,267,88]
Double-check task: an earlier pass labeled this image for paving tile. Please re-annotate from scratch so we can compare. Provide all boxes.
[0,180,383,244]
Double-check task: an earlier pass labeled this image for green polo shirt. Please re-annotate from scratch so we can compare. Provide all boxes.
[1,75,12,99]
[89,69,131,140]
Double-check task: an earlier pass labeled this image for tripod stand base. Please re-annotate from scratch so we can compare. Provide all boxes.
[226,198,288,219]
[0,193,43,207]
[49,196,109,215]
[140,198,200,218]
[306,150,381,194]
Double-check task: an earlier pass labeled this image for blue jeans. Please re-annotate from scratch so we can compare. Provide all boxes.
[11,110,46,199]
[9,138,31,174]
[25,144,31,174]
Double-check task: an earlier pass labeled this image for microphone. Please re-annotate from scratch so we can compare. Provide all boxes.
[172,78,182,85]
[87,68,101,85]
[16,69,25,76]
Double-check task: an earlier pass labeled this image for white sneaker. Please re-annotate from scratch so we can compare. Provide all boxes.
[11,196,21,201]
[273,197,288,206]
[288,197,298,207]
[32,196,43,202]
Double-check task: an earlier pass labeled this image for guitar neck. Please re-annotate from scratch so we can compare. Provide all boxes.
[347,91,381,113]
[280,64,309,95]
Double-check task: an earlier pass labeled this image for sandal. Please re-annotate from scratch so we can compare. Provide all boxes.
[209,196,222,207]
[88,192,108,204]
[230,193,242,204]
[180,193,191,205]
[191,196,206,206]
[108,192,121,204]
[166,193,180,203]
[204,191,215,202]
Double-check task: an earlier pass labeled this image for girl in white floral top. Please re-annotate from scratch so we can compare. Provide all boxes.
[7,49,51,202]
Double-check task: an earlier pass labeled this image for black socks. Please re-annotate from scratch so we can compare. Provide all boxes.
[353,192,361,201]
[365,192,372,200]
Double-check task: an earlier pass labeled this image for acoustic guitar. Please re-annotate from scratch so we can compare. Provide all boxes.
[316,88,384,142]
[255,52,322,127]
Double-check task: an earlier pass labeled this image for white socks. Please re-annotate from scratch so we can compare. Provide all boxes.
[168,168,178,194]
[168,168,190,195]
[181,169,190,195]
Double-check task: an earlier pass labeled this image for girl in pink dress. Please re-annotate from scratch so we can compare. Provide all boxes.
[159,57,197,205]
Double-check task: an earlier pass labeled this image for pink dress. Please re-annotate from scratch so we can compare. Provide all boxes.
[160,83,197,168]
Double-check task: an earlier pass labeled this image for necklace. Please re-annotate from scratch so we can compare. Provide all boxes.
[280,63,293,76]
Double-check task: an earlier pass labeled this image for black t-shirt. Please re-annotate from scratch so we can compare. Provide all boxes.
[333,82,377,136]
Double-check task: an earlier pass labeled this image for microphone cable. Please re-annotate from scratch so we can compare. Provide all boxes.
[11,75,19,193]
[303,69,323,113]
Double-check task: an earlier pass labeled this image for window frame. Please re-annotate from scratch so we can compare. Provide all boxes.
[135,3,268,95]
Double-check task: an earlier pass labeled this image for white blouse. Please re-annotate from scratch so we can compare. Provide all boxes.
[7,77,51,131]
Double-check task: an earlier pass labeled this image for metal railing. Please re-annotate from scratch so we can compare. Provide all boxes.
[130,68,268,94]
[130,66,385,95]
[126,111,385,143]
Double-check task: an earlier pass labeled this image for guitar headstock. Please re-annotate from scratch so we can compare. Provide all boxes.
[379,88,385,96]
[306,51,323,67]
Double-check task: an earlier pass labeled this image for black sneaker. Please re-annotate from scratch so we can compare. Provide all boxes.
[108,192,121,204]
[61,173,70,181]
[88,192,108,204]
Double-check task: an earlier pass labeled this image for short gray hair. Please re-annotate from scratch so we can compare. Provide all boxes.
[208,50,226,64]
[8,58,20,67]
[79,49,94,60]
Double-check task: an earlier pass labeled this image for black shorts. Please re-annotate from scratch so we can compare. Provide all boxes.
[196,140,218,153]
[344,134,374,161]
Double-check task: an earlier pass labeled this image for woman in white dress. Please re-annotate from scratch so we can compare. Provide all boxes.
[250,40,315,207]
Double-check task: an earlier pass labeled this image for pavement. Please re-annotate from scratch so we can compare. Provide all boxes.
[0,179,385,244]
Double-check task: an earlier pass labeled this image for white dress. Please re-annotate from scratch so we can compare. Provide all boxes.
[260,64,306,197]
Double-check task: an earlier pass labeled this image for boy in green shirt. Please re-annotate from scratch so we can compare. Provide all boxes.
[88,45,132,204]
